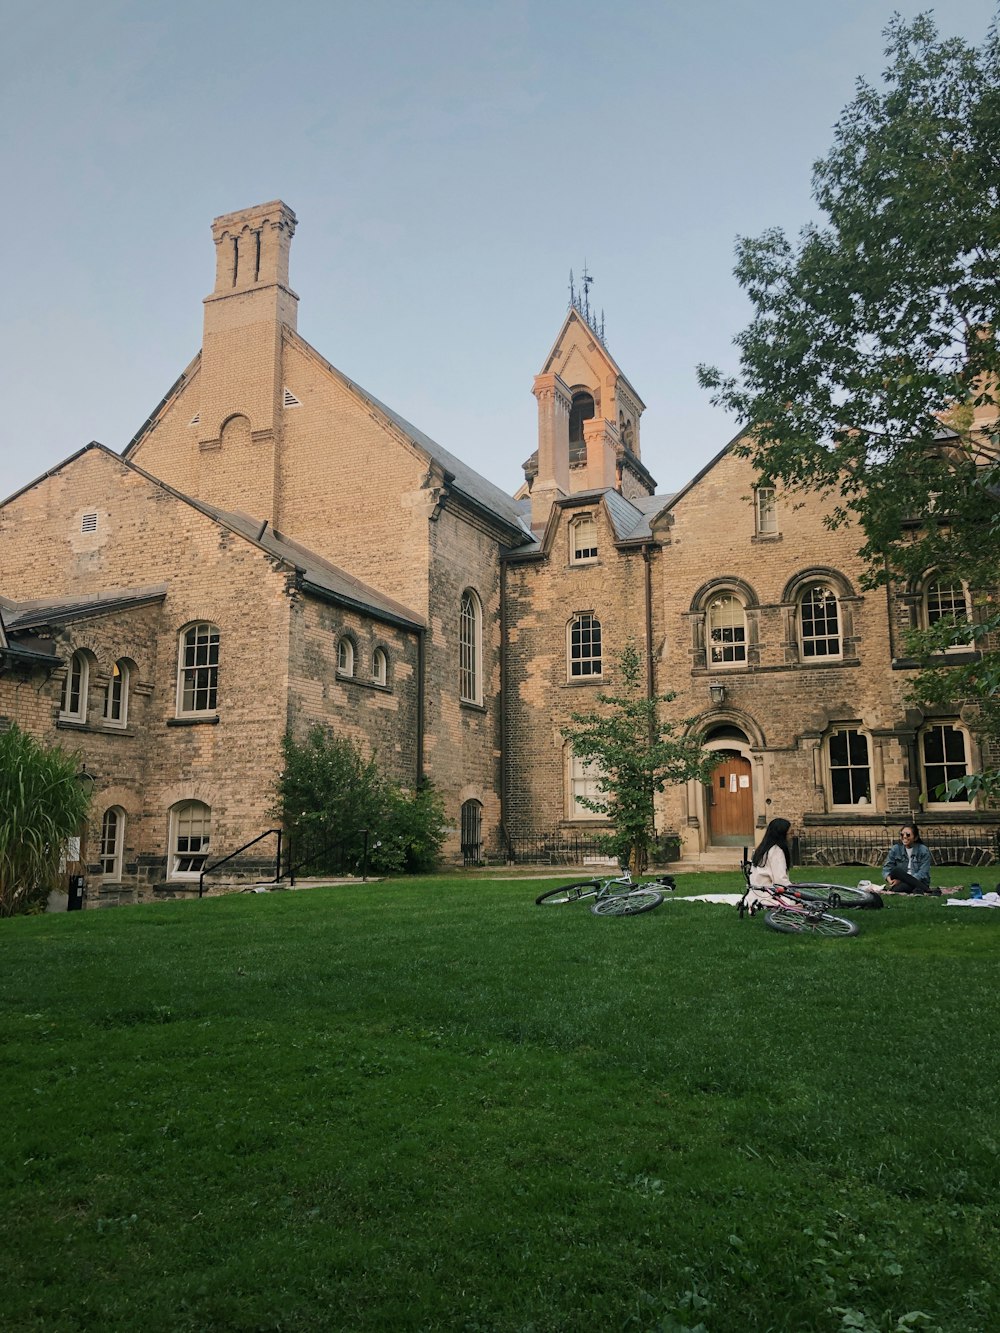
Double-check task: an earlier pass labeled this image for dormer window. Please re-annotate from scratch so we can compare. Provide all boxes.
[570,515,598,564]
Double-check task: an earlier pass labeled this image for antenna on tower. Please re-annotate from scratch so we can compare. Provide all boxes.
[580,263,593,325]
[569,269,575,307]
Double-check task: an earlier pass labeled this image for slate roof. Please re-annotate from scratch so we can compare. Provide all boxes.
[1,587,167,631]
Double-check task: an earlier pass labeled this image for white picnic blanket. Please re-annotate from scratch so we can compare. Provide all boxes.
[672,893,744,905]
[946,891,1000,908]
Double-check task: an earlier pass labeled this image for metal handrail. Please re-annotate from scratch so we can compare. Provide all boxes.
[198,828,283,898]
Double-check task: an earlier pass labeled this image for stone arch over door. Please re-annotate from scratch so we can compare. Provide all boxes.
[703,730,755,847]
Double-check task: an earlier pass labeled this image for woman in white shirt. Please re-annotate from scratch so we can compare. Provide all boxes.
[749,818,793,889]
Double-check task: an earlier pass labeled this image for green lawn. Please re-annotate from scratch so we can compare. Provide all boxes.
[2,873,998,1332]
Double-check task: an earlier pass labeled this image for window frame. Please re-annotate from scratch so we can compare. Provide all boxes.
[706,592,748,668]
[566,744,605,821]
[168,800,213,880]
[569,514,599,565]
[459,590,483,705]
[754,486,778,536]
[923,577,973,650]
[799,583,842,660]
[568,612,602,681]
[337,636,356,677]
[826,727,873,808]
[372,647,388,687]
[99,806,126,881]
[104,660,130,728]
[176,622,220,717]
[60,651,89,722]
[920,723,971,807]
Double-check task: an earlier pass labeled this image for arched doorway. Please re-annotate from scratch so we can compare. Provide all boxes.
[705,734,754,846]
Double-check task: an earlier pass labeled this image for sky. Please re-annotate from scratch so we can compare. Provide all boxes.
[0,0,995,505]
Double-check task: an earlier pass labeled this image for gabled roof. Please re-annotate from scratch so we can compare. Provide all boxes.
[539,307,646,412]
[3,586,167,631]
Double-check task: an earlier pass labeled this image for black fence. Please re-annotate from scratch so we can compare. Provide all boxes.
[282,827,373,883]
[794,829,1000,869]
[490,829,682,867]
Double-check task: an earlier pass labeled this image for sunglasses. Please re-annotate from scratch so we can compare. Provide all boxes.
[900,831,914,838]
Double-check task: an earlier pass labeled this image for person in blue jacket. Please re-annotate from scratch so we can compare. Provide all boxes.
[882,822,936,894]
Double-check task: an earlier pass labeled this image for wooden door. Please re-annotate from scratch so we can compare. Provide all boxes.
[708,753,754,844]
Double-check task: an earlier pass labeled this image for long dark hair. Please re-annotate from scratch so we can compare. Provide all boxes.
[900,821,924,845]
[751,817,792,869]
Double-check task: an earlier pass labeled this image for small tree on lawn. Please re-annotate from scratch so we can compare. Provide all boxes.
[0,725,93,918]
[562,644,718,872]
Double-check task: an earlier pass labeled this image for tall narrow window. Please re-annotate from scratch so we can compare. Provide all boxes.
[570,515,598,563]
[338,637,356,677]
[460,799,484,864]
[755,487,777,535]
[707,594,747,666]
[372,648,388,686]
[169,801,212,878]
[177,623,220,715]
[925,578,972,647]
[460,591,482,704]
[104,660,130,727]
[568,392,595,462]
[567,746,604,819]
[100,807,125,880]
[60,652,89,721]
[800,585,840,658]
[828,729,871,806]
[569,613,602,679]
[921,724,969,804]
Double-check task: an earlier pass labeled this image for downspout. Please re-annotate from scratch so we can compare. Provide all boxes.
[499,557,509,835]
[884,556,897,662]
[643,543,655,709]
[416,627,425,785]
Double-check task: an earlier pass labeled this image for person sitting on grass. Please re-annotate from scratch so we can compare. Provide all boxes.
[749,818,793,890]
[882,823,938,894]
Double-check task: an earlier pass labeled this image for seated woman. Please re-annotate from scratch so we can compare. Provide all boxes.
[882,823,937,894]
[749,817,793,890]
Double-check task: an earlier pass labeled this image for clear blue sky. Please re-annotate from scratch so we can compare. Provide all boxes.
[0,0,995,505]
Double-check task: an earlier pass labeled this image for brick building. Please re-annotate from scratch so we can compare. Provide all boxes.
[1,200,994,902]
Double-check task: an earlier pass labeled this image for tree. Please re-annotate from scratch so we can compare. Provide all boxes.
[562,644,718,872]
[276,727,445,875]
[0,725,93,917]
[698,10,1000,797]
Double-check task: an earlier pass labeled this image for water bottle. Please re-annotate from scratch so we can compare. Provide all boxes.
[970,882,983,899]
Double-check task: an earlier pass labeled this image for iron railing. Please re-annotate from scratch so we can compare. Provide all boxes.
[282,827,372,885]
[491,829,681,867]
[794,829,1000,869]
[198,829,283,898]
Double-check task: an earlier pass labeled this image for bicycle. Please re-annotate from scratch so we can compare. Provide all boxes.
[738,849,877,936]
[535,867,675,916]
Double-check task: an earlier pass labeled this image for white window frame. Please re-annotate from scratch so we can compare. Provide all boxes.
[372,647,388,686]
[707,593,747,667]
[568,613,602,680]
[460,590,483,705]
[924,578,973,650]
[60,651,89,722]
[755,486,778,536]
[168,801,213,880]
[99,806,125,881]
[799,584,841,660]
[338,637,356,677]
[570,514,598,564]
[920,723,971,807]
[176,623,220,716]
[104,660,130,728]
[566,745,605,820]
[827,727,872,808]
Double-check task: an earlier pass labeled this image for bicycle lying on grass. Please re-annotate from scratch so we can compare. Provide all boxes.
[535,867,676,916]
[738,849,881,936]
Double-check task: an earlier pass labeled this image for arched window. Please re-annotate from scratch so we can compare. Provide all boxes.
[60,651,89,721]
[104,660,130,727]
[338,637,356,677]
[460,590,482,704]
[99,807,126,880]
[568,391,595,461]
[827,728,871,806]
[570,514,598,564]
[372,648,388,686]
[569,613,602,679]
[566,744,604,820]
[799,584,840,659]
[707,594,747,666]
[460,799,483,864]
[924,577,972,647]
[169,801,212,879]
[177,623,220,715]
[921,724,970,805]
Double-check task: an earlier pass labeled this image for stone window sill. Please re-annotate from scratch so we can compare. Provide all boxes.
[167,715,220,727]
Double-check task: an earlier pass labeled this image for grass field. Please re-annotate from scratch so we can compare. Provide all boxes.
[2,871,999,1332]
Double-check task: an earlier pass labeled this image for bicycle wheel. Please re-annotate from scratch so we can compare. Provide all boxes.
[535,881,600,906]
[793,884,881,911]
[591,888,663,916]
[764,907,858,937]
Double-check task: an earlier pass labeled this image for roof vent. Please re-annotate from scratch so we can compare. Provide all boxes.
[188,413,201,426]
[283,388,302,408]
[81,512,98,534]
